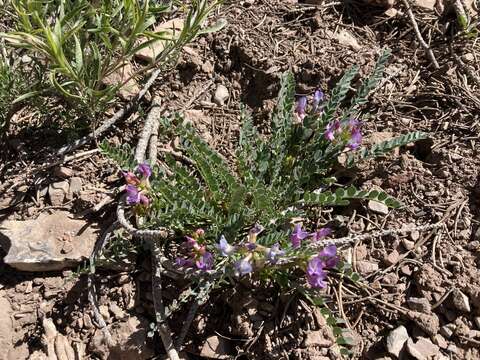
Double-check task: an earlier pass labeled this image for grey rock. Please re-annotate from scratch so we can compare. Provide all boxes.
[90,315,154,360]
[407,297,432,313]
[474,316,480,329]
[303,330,334,348]
[451,289,470,312]
[406,337,439,360]
[386,325,409,358]
[48,181,69,206]
[213,84,229,106]
[440,324,455,339]
[0,211,98,271]
[68,177,83,199]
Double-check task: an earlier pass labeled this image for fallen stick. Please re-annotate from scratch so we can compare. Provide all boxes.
[57,68,162,156]
[152,242,181,360]
[401,0,440,69]
[134,96,163,163]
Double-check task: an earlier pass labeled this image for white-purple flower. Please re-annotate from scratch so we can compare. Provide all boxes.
[295,96,307,121]
[217,235,235,256]
[313,89,324,110]
[290,223,309,248]
[266,243,286,264]
[196,252,214,271]
[234,258,253,276]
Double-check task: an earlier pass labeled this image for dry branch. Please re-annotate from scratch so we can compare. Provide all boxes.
[401,0,440,69]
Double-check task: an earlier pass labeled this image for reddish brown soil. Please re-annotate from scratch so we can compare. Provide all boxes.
[1,0,480,359]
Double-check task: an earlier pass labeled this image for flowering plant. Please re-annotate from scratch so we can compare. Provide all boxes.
[102,49,426,350]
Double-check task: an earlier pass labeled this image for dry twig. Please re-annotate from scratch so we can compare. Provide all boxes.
[401,0,440,69]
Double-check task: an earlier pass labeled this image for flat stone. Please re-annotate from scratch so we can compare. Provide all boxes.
[135,19,184,62]
[54,166,74,178]
[48,181,69,206]
[109,303,126,321]
[90,316,154,360]
[407,297,432,314]
[414,0,435,9]
[102,63,140,100]
[386,325,409,357]
[213,84,229,106]
[451,289,470,312]
[433,334,448,349]
[0,211,98,271]
[303,330,334,348]
[406,337,439,360]
[200,335,232,359]
[356,260,379,274]
[384,249,400,266]
[368,200,389,215]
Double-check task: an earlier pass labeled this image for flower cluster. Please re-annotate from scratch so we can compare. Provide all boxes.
[294,89,324,123]
[122,163,152,206]
[290,223,332,249]
[306,245,339,288]
[324,118,362,150]
[174,223,337,290]
[175,229,214,271]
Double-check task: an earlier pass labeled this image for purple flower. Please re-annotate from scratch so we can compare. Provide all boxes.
[245,243,257,251]
[313,89,324,110]
[184,236,197,248]
[295,96,307,121]
[306,257,327,288]
[290,223,309,248]
[310,228,332,242]
[175,257,194,268]
[196,252,214,271]
[325,120,341,141]
[319,245,339,268]
[126,185,141,205]
[266,243,285,264]
[137,163,152,179]
[217,235,235,256]
[234,258,253,276]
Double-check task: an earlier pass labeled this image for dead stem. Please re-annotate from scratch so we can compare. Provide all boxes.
[401,0,440,69]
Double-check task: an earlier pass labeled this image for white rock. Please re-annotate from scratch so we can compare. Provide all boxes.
[368,200,389,215]
[386,326,409,357]
[200,335,231,359]
[213,84,229,106]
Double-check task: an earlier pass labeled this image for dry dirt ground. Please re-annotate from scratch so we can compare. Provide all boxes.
[1,0,480,359]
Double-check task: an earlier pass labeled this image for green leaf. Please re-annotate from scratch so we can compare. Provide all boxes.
[346,131,428,167]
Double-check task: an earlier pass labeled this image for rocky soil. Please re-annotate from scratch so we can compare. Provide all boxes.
[1,0,480,359]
